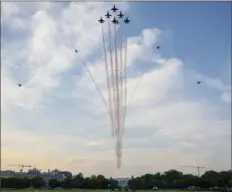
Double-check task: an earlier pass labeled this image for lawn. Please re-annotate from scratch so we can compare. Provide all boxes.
[0,190,188,192]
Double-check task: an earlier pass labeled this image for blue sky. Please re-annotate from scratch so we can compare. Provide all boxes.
[131,2,231,74]
[1,2,231,177]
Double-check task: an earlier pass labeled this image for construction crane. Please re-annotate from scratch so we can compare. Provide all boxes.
[181,165,205,177]
[8,164,31,172]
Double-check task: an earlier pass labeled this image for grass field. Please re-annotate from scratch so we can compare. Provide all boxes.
[0,190,189,192]
[1,189,189,192]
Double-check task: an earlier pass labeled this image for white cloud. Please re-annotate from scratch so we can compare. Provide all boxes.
[221,91,231,103]
[2,2,128,111]
[1,2,19,21]
[1,2,230,177]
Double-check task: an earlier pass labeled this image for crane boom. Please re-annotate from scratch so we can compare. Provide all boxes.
[8,164,31,167]
[181,165,205,177]
[8,164,31,172]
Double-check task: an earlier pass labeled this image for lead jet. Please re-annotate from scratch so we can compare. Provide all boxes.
[118,11,124,18]
[98,17,105,23]
[124,17,130,24]
[111,5,118,12]
[105,11,112,19]
[157,46,160,49]
[17,84,22,87]
[197,81,201,84]
[75,49,78,53]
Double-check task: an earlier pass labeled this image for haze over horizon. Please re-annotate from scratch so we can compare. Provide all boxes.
[1,2,231,177]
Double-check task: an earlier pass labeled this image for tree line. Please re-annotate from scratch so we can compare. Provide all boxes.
[129,170,232,189]
[1,169,231,189]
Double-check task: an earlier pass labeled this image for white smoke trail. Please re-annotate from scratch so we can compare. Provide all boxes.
[123,38,128,134]
[102,23,115,136]
[119,36,124,137]
[89,10,134,169]
[108,20,116,137]
[128,72,143,107]
[81,61,113,124]
[113,22,122,169]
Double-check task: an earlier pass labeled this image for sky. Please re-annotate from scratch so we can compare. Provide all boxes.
[1,2,231,177]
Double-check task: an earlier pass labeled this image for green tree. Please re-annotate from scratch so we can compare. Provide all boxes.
[71,172,84,188]
[48,179,60,189]
[30,176,46,188]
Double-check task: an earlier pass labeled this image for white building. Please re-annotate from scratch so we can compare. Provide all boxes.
[0,169,67,182]
[0,170,15,178]
[115,178,130,189]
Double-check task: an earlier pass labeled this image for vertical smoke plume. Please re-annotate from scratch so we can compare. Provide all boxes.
[82,5,141,169]
[98,6,130,169]
[75,5,159,170]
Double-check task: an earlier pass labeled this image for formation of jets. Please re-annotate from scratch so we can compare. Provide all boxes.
[98,5,130,25]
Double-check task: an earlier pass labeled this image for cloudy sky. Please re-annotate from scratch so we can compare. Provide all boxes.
[1,2,231,177]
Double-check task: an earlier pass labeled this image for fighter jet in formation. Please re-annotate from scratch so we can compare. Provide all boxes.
[75,49,78,53]
[197,81,201,84]
[118,11,124,18]
[157,46,160,49]
[111,5,118,12]
[112,17,118,24]
[98,17,105,24]
[105,11,112,19]
[124,17,130,24]
[17,84,22,87]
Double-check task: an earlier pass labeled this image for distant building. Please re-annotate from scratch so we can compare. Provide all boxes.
[60,171,72,178]
[27,168,41,176]
[0,168,68,182]
[0,170,15,178]
[115,178,130,189]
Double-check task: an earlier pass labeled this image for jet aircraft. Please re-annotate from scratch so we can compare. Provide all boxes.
[105,11,112,18]
[118,11,124,18]
[111,5,118,12]
[124,17,130,24]
[112,17,118,24]
[98,17,105,23]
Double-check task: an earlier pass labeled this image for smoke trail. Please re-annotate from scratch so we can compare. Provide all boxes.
[114,23,120,136]
[119,36,124,136]
[128,72,143,107]
[118,42,124,170]
[113,22,121,169]
[108,20,116,136]
[123,39,128,133]
[102,23,114,136]
[116,135,123,169]
[82,61,112,121]
[113,22,127,169]
[96,9,133,169]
